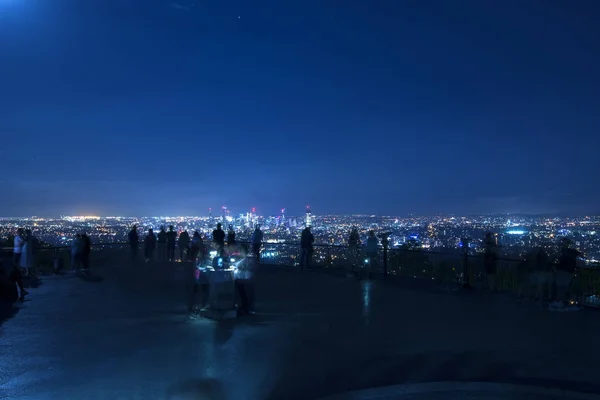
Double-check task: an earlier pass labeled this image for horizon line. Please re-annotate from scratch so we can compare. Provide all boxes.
[0,212,598,219]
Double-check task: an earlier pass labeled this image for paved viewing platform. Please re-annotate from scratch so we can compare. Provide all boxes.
[2,251,600,400]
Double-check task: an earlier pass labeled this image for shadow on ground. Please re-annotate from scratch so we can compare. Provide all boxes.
[165,377,226,400]
[0,300,19,327]
[265,350,600,400]
[78,273,105,283]
[1,275,41,328]
[23,275,43,288]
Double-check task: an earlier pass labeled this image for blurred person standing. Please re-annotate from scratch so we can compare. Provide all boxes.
[236,257,257,315]
[227,225,236,248]
[128,225,139,264]
[145,229,157,262]
[550,239,581,311]
[13,228,24,268]
[81,232,92,273]
[348,227,361,269]
[167,226,177,262]
[20,229,38,276]
[178,230,190,261]
[483,232,498,291]
[300,226,314,270]
[157,226,168,262]
[365,230,378,268]
[212,223,225,256]
[251,226,263,263]
[71,234,83,272]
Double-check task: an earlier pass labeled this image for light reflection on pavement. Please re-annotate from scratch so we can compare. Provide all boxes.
[2,262,600,399]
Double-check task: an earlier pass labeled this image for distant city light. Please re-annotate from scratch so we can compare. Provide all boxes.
[62,216,101,222]
[2,213,600,268]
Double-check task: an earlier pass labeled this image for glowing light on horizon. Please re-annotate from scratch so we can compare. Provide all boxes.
[62,215,101,221]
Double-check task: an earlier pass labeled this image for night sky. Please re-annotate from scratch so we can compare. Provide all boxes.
[1,0,599,217]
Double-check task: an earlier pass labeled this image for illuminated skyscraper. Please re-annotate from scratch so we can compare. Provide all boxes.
[305,205,312,227]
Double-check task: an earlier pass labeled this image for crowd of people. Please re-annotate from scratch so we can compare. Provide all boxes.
[483,233,582,311]
[125,223,267,264]
[1,224,588,313]
[3,228,40,299]
[70,232,92,275]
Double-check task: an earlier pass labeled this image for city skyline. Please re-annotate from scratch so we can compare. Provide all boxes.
[3,213,600,265]
[3,210,600,219]
[1,1,599,216]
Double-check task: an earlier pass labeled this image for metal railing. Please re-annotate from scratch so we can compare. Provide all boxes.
[2,240,599,308]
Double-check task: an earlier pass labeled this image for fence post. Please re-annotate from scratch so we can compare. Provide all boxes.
[461,237,470,288]
[382,235,389,278]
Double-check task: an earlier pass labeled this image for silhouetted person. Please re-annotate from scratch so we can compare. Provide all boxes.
[365,230,378,269]
[236,257,257,315]
[348,227,361,268]
[251,226,263,262]
[81,232,91,272]
[0,263,29,301]
[483,232,497,291]
[5,258,27,298]
[178,230,190,261]
[212,223,225,256]
[145,229,157,262]
[20,229,37,276]
[128,225,139,263]
[550,239,580,311]
[348,228,360,247]
[189,263,209,312]
[532,247,552,302]
[190,231,203,263]
[13,228,24,268]
[157,226,167,261]
[227,225,236,247]
[71,234,83,272]
[167,225,177,261]
[300,226,314,270]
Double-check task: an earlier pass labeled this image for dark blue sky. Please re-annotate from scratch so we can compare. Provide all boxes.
[1,0,599,217]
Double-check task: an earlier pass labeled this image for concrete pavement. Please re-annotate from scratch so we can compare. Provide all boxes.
[2,258,600,399]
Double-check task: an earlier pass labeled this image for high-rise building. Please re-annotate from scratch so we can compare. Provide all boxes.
[305,205,312,227]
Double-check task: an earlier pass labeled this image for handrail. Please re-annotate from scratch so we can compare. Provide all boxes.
[0,240,583,267]
[3,240,599,272]
[0,240,563,257]
[3,240,600,307]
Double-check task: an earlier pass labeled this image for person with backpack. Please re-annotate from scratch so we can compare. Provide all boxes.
[251,226,264,263]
